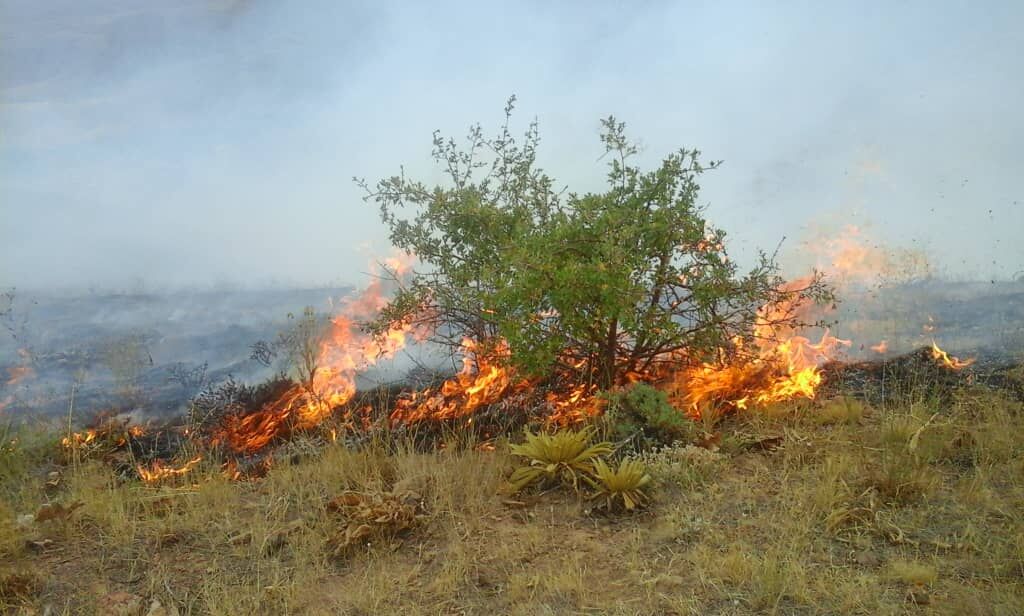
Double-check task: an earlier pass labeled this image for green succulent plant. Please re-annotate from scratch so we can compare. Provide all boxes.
[508,426,613,492]
[589,457,652,511]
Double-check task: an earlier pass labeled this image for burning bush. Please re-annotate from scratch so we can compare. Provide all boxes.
[359,97,833,391]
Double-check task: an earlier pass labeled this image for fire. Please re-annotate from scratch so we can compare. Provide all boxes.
[212,255,421,454]
[199,227,973,463]
[546,383,605,424]
[61,430,97,449]
[812,225,889,285]
[930,341,974,370]
[390,338,528,423]
[137,456,203,483]
[61,423,145,450]
[0,349,35,413]
[6,365,33,387]
[663,274,851,417]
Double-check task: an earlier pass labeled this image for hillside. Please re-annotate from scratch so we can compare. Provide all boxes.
[2,368,1023,614]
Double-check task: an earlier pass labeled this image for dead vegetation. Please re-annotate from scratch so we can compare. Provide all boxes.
[1,377,1023,615]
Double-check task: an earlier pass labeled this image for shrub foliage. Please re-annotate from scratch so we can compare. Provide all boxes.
[359,97,831,388]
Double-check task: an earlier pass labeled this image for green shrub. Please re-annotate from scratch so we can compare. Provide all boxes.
[359,97,832,389]
[601,383,696,448]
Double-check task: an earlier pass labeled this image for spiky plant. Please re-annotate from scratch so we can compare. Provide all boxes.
[508,426,613,492]
[589,457,652,511]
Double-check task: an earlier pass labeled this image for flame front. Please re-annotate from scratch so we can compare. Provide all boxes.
[212,255,420,454]
[137,456,203,483]
[204,229,978,459]
[390,338,528,424]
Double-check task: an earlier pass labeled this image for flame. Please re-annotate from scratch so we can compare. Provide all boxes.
[663,275,851,417]
[137,456,203,483]
[813,225,889,284]
[390,338,529,423]
[545,383,606,425]
[199,227,969,463]
[61,422,146,450]
[61,430,97,449]
[221,460,243,481]
[212,255,421,454]
[0,349,35,413]
[6,365,33,387]
[930,341,975,370]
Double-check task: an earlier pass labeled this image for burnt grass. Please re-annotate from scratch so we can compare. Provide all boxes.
[1,347,1023,614]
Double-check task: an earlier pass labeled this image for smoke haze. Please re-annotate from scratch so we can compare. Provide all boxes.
[2,0,1022,290]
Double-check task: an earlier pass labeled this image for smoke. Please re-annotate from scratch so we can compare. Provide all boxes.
[2,0,1022,290]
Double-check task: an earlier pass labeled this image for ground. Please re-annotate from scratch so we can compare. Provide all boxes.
[2,381,1023,615]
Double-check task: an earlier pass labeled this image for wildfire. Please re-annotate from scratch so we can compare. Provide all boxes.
[0,348,35,412]
[545,383,605,424]
[212,255,422,454]
[192,228,977,466]
[137,456,203,483]
[61,423,145,449]
[6,364,33,387]
[812,225,889,285]
[930,341,975,370]
[390,338,529,423]
[663,332,847,418]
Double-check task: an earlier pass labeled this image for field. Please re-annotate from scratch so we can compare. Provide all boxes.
[3,369,1023,615]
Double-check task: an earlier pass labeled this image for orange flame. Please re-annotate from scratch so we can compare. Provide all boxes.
[61,422,145,449]
[0,349,35,413]
[390,338,529,423]
[212,254,421,454]
[206,227,971,460]
[6,365,33,387]
[664,274,851,417]
[930,341,974,370]
[137,456,203,483]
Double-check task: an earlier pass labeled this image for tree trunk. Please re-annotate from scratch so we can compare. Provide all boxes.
[597,319,618,390]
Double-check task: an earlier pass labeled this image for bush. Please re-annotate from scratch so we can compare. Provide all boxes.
[359,97,831,389]
[601,383,696,448]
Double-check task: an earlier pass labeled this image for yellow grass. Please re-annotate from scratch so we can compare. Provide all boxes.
[1,382,1023,614]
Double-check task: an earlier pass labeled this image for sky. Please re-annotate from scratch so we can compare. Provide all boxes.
[1,0,1022,291]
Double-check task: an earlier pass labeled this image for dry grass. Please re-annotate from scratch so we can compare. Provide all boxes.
[1,382,1023,614]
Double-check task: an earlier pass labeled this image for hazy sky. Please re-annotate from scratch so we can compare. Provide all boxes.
[2,0,1022,290]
